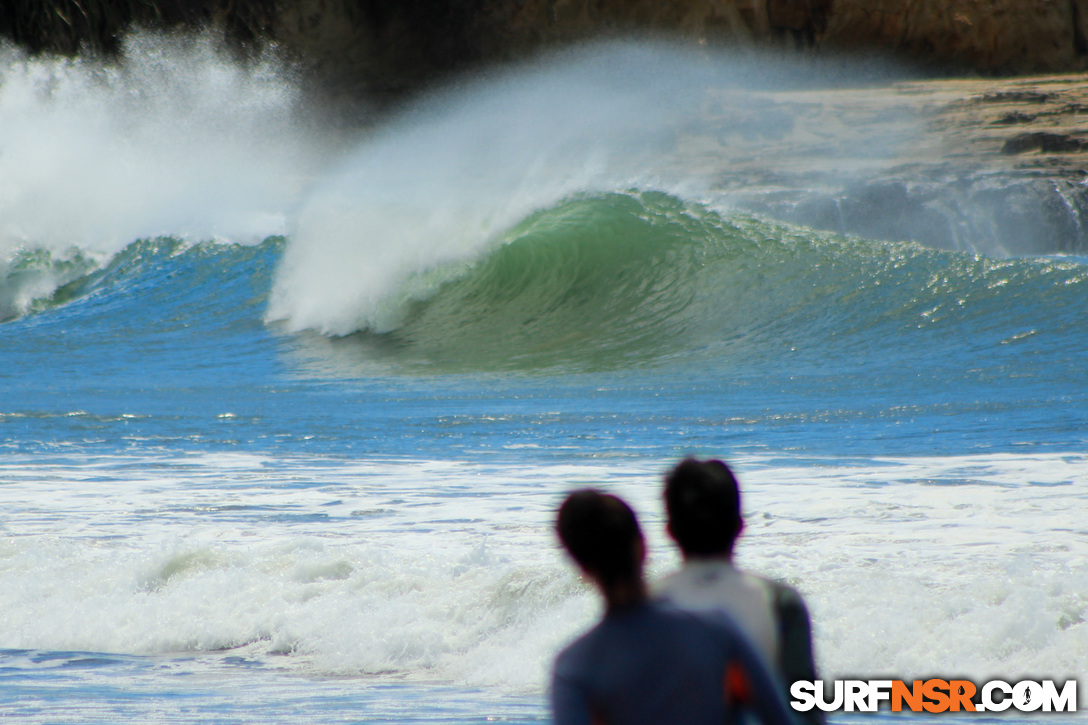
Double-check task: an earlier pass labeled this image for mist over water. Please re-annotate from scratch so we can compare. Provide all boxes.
[0,31,332,258]
[266,42,921,338]
[268,43,694,335]
[0,35,930,335]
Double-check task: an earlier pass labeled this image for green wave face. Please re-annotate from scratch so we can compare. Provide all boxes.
[384,191,733,370]
[324,190,841,372]
[0,248,103,322]
[324,190,1088,375]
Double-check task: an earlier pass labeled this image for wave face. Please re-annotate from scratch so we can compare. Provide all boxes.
[270,189,1088,374]
[5,191,1088,377]
[0,235,280,332]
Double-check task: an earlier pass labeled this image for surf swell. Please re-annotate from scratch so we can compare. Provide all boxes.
[279,190,1088,373]
[0,236,282,327]
[6,191,1087,375]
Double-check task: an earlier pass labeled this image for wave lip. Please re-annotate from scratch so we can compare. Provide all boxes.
[265,41,729,339]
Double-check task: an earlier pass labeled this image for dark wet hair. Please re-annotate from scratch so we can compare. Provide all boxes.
[556,489,643,585]
[664,457,742,556]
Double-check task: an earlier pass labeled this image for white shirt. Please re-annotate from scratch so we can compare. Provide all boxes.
[653,558,779,670]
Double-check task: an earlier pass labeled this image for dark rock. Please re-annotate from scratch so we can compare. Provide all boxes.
[4,0,1088,96]
[1002,132,1085,155]
[992,112,1038,125]
[981,91,1057,104]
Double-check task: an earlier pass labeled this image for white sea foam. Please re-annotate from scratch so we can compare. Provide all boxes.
[1,452,1085,699]
[736,454,1088,687]
[0,32,331,259]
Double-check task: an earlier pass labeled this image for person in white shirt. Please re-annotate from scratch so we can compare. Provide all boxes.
[654,457,823,725]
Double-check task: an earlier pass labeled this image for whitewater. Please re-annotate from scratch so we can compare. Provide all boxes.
[1,31,1087,724]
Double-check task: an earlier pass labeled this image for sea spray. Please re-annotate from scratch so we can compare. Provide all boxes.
[265,42,918,338]
[267,42,698,336]
[0,31,331,265]
[0,35,925,330]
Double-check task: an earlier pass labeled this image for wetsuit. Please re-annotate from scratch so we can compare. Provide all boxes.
[655,559,822,725]
[551,601,797,725]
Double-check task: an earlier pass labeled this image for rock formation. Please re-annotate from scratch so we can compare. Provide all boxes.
[4,1,1088,93]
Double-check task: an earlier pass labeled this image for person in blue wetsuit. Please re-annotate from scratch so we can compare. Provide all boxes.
[551,489,796,725]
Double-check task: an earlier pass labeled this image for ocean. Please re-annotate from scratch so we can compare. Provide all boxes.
[1,32,1086,723]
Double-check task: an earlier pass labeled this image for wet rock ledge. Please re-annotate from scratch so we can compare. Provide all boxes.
[672,75,1088,255]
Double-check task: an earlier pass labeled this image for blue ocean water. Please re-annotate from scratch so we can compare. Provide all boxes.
[1,33,1087,723]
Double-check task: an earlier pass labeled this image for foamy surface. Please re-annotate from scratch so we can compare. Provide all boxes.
[3,454,1085,696]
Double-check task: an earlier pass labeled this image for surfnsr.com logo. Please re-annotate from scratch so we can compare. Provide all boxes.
[790,680,1078,713]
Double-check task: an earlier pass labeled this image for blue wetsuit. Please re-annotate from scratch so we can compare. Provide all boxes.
[551,601,796,725]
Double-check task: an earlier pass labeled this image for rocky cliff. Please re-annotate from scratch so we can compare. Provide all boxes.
[274,0,1088,92]
[4,1,1088,94]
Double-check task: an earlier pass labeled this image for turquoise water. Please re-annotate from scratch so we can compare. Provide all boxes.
[2,33,1087,723]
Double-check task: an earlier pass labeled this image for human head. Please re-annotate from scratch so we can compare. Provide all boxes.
[556,489,645,587]
[663,457,743,557]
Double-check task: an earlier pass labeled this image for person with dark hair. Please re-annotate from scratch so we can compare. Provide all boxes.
[551,488,796,725]
[657,458,822,725]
